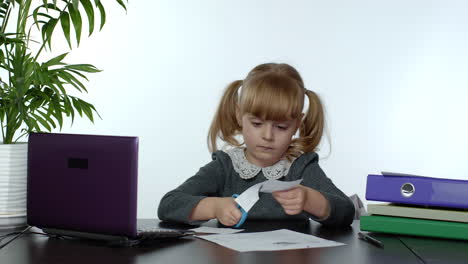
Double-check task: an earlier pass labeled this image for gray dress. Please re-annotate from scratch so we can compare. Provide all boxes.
[157,150,355,227]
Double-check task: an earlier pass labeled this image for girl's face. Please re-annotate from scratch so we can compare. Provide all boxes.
[239,113,300,167]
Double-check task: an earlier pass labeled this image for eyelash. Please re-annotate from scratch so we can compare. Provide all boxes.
[251,122,288,130]
[251,122,262,127]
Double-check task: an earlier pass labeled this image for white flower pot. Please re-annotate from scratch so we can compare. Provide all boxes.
[0,143,27,230]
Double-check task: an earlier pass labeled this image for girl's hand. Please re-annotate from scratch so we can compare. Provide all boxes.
[214,197,242,226]
[272,186,307,215]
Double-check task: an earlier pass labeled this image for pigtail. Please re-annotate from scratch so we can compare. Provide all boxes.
[207,80,243,152]
[300,89,325,152]
[288,89,325,158]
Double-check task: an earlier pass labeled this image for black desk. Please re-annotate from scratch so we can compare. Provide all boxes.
[398,236,468,264]
[0,219,458,264]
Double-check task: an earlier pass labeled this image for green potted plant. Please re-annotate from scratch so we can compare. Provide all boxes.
[0,0,127,229]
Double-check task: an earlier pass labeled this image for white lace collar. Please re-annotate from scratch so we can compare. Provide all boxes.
[225,147,292,180]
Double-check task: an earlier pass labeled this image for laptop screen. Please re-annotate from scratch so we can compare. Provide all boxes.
[27,132,139,238]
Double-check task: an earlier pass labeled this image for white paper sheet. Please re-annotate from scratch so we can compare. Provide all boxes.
[234,179,302,212]
[259,179,303,193]
[234,182,262,212]
[196,229,345,252]
[190,226,244,234]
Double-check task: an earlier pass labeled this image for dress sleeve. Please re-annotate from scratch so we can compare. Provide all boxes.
[300,159,355,227]
[157,153,225,225]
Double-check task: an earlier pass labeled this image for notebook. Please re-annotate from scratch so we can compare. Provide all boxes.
[27,132,193,242]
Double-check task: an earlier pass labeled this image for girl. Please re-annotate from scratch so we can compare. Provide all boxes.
[158,63,355,227]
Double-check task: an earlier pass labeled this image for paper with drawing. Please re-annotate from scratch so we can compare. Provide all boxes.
[196,229,345,252]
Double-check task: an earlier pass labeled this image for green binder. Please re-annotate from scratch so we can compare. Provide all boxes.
[360,215,468,240]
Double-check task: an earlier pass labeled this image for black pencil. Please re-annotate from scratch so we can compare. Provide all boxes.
[358,232,384,249]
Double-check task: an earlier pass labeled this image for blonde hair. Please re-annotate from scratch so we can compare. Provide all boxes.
[208,63,325,160]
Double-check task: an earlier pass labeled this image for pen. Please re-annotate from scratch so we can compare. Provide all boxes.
[358,232,384,249]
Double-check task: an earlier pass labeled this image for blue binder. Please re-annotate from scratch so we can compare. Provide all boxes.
[366,172,468,209]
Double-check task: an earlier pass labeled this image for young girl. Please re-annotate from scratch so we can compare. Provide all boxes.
[158,63,355,227]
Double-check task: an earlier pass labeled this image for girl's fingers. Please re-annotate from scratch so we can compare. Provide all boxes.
[273,187,301,199]
[276,198,303,215]
[223,209,241,226]
[283,204,302,211]
[221,216,236,226]
[228,215,237,225]
[273,191,294,199]
[284,208,300,215]
[274,196,301,206]
[232,207,242,219]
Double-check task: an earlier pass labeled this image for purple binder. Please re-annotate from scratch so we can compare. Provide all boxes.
[366,173,468,209]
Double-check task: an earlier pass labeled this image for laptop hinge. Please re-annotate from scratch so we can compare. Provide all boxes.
[42,228,129,241]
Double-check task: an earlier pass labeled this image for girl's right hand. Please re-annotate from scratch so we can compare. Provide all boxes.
[214,197,242,226]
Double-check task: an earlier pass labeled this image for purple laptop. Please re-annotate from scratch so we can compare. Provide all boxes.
[27,132,191,241]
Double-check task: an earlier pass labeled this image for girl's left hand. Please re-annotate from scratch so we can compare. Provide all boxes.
[272,186,307,215]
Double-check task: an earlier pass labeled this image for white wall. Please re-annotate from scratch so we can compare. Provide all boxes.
[54,1,468,218]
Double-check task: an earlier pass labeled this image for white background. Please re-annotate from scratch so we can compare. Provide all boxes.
[45,1,468,218]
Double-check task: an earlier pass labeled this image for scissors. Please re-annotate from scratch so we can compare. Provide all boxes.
[232,194,248,228]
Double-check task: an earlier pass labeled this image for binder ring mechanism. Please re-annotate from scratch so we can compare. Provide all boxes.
[401,183,415,198]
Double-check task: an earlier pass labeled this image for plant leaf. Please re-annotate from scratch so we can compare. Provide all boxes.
[65,64,101,73]
[45,52,68,67]
[50,82,67,96]
[77,98,95,122]
[63,96,75,124]
[66,69,89,81]
[42,0,47,10]
[80,0,94,36]
[50,97,63,129]
[71,97,83,117]
[115,0,127,12]
[68,3,82,46]
[31,113,52,131]
[37,109,56,129]
[0,1,11,31]
[58,70,86,92]
[60,11,72,49]
[96,0,106,30]
[44,18,58,50]
[41,22,49,46]
[28,119,41,132]
[33,4,60,34]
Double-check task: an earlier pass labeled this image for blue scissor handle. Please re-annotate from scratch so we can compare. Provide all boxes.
[232,194,248,228]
